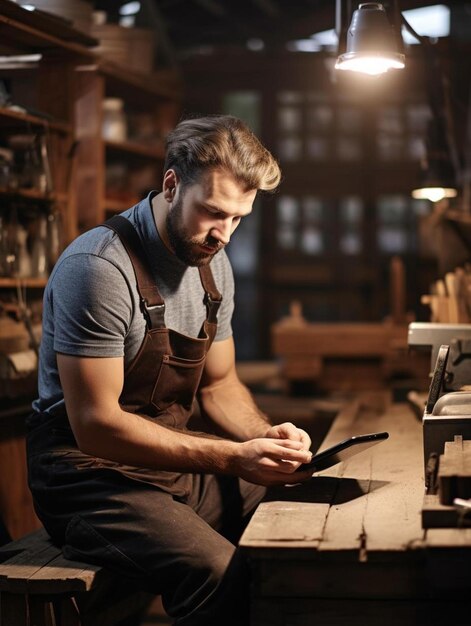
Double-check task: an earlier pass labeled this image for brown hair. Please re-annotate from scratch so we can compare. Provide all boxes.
[164,115,281,191]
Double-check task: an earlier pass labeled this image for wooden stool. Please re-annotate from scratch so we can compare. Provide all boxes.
[0,527,152,625]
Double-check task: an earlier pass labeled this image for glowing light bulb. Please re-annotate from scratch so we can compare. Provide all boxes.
[411,187,458,203]
[335,55,405,75]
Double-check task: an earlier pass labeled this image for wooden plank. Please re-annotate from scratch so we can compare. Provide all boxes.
[241,400,362,553]
[0,0,97,47]
[425,527,471,546]
[422,493,471,528]
[0,543,62,592]
[357,404,424,553]
[0,106,71,133]
[244,394,471,624]
[0,12,95,57]
[240,500,329,549]
[272,323,408,357]
[0,531,103,594]
[27,552,102,594]
[438,437,471,504]
[317,401,424,555]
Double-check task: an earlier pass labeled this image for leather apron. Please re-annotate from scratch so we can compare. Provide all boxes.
[27,214,222,500]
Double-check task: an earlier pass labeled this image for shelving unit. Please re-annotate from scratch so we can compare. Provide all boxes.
[0,0,181,540]
[0,0,181,255]
[0,105,71,134]
[0,277,47,288]
[75,61,180,229]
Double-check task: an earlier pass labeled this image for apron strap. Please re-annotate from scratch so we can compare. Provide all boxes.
[198,265,223,324]
[104,215,166,329]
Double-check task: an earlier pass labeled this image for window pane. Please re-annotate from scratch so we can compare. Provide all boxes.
[340,232,362,254]
[307,105,332,131]
[278,137,302,161]
[377,195,408,223]
[338,107,362,133]
[307,91,328,103]
[307,137,329,159]
[377,227,408,252]
[277,224,297,249]
[408,136,425,160]
[377,133,403,160]
[340,197,363,255]
[337,137,362,160]
[301,227,323,254]
[278,106,302,132]
[340,196,363,223]
[278,90,303,104]
[277,196,299,223]
[302,196,324,222]
[222,91,261,135]
[406,104,430,132]
[377,107,403,134]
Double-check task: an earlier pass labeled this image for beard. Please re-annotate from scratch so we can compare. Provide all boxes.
[165,195,224,266]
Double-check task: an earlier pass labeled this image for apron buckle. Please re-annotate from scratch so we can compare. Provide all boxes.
[203,292,222,324]
[142,300,166,329]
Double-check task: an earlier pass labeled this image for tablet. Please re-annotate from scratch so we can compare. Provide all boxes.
[295,431,389,472]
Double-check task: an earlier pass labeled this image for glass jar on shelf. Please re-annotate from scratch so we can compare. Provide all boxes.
[102,98,127,142]
[31,215,48,279]
[0,148,14,190]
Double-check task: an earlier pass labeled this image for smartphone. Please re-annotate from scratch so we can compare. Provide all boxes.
[295,431,389,472]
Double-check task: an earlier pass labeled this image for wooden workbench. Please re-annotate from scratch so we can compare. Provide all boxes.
[240,393,471,626]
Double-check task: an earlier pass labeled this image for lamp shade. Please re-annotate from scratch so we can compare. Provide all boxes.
[335,2,405,75]
[412,119,458,202]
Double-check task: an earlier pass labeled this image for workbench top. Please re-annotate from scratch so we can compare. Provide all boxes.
[240,393,471,626]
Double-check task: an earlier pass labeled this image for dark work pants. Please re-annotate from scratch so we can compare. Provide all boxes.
[27,423,264,626]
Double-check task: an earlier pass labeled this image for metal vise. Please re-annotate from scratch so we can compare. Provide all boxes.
[408,323,471,471]
[408,322,471,391]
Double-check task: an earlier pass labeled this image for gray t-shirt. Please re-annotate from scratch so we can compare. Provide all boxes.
[33,192,234,414]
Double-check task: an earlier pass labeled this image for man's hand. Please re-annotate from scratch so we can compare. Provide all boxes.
[233,437,313,486]
[265,422,312,453]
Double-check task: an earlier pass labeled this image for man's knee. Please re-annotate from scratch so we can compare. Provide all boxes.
[171,548,250,626]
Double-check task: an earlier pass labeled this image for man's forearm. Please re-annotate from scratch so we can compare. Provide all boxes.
[74,406,240,473]
[198,376,271,441]
[71,404,313,487]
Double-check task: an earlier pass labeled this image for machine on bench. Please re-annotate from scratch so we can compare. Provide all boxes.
[408,322,471,527]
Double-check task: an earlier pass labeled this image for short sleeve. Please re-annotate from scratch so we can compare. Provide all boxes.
[213,254,235,342]
[50,253,133,357]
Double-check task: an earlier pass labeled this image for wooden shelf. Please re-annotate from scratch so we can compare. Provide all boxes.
[0,277,48,288]
[0,106,71,134]
[0,188,59,202]
[0,2,95,58]
[99,60,181,103]
[105,139,165,160]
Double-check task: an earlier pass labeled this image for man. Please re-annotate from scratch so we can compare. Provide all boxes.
[26,115,313,625]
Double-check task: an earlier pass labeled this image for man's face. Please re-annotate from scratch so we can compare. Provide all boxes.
[165,169,256,266]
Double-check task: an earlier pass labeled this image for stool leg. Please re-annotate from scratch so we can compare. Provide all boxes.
[55,597,80,626]
[0,591,28,626]
[28,596,56,626]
